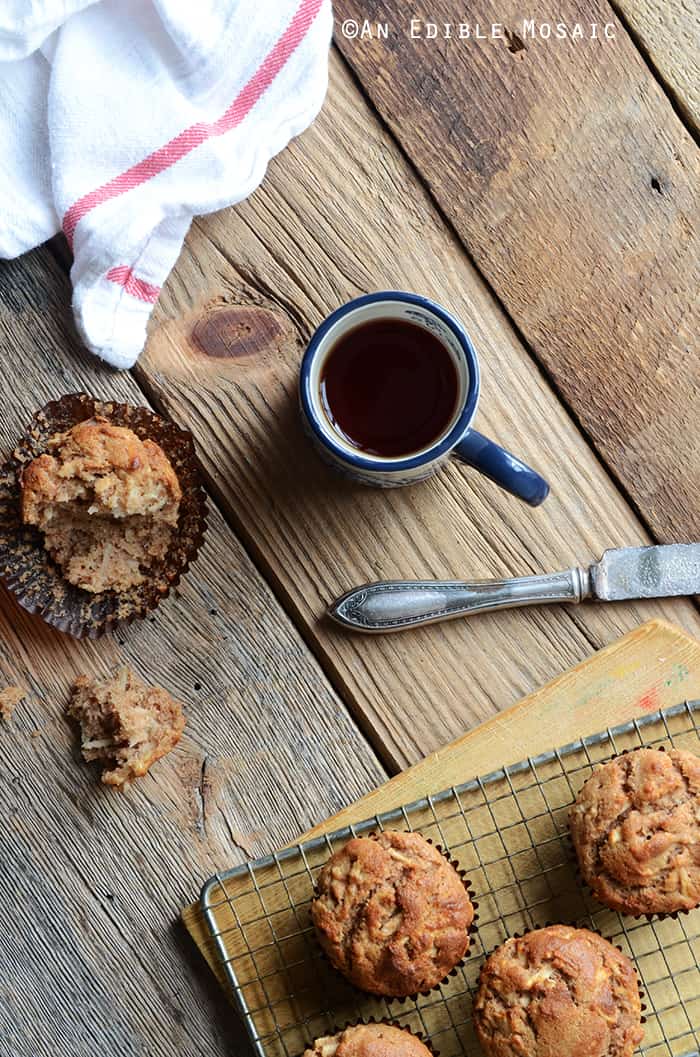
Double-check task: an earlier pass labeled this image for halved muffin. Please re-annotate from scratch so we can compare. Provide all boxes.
[21,418,181,593]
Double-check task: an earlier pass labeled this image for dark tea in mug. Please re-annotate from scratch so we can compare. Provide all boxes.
[319,318,459,458]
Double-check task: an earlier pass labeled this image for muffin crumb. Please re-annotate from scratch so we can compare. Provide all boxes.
[68,667,185,786]
[21,418,181,593]
[0,686,26,720]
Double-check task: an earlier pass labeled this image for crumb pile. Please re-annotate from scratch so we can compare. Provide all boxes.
[474,925,644,1057]
[0,685,26,720]
[21,419,182,593]
[311,829,474,996]
[68,667,185,786]
[570,747,700,915]
[304,1023,432,1057]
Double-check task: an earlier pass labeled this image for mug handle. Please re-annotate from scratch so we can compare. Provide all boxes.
[454,429,550,506]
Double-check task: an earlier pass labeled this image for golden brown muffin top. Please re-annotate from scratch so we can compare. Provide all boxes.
[570,747,700,916]
[311,830,473,997]
[303,1023,432,1057]
[21,418,181,526]
[474,925,643,1057]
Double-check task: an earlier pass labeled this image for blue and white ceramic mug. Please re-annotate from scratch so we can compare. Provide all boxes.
[299,292,550,505]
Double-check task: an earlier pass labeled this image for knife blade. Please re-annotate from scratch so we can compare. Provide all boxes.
[328,543,700,633]
[593,544,700,600]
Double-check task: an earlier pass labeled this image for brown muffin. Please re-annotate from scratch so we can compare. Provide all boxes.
[68,667,185,786]
[21,418,182,593]
[474,925,643,1057]
[570,747,700,916]
[303,1023,432,1057]
[311,830,473,996]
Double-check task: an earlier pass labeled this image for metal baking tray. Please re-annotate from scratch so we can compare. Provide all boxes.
[201,701,700,1057]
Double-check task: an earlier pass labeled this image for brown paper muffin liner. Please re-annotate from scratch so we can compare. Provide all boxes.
[311,830,479,1003]
[0,393,207,638]
[568,746,700,921]
[302,1017,440,1056]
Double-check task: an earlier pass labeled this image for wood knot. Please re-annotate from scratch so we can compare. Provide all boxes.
[505,28,526,53]
[191,306,286,359]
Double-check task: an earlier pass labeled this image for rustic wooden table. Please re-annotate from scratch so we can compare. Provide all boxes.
[0,3,697,1055]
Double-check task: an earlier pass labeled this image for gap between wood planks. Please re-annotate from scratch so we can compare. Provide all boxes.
[0,248,392,1057]
[328,31,700,561]
[334,0,699,546]
[608,0,699,143]
[34,237,402,778]
[152,26,700,666]
[43,32,699,775]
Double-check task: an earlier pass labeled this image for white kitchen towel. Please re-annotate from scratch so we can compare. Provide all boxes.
[0,0,332,368]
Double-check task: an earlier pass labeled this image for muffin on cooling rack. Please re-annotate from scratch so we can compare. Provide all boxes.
[311,830,474,997]
[474,925,644,1057]
[303,1023,432,1057]
[21,417,182,593]
[570,746,700,916]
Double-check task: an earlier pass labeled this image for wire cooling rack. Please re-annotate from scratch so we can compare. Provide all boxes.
[201,701,700,1057]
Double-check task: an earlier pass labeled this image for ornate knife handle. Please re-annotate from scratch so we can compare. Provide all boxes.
[329,569,592,633]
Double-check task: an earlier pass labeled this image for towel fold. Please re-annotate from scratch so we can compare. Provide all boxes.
[0,0,332,368]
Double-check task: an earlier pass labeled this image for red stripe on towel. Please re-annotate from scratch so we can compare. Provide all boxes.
[106,265,161,303]
[63,0,324,244]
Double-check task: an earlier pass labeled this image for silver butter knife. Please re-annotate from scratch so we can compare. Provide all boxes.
[329,543,700,633]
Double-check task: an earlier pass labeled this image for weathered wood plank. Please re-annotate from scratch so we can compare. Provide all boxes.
[0,249,385,1057]
[139,53,700,773]
[334,0,700,543]
[613,0,699,135]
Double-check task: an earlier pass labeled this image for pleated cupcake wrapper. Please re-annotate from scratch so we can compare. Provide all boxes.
[474,921,647,1028]
[568,746,700,922]
[306,1017,440,1056]
[0,392,207,638]
[311,831,479,1004]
